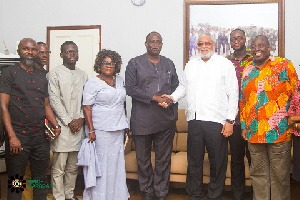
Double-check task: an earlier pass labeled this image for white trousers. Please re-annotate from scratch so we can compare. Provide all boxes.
[51,151,79,200]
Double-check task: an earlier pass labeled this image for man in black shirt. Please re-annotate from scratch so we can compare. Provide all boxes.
[125,32,179,200]
[0,38,60,200]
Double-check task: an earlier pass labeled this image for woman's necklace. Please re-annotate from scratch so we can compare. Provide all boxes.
[100,73,116,88]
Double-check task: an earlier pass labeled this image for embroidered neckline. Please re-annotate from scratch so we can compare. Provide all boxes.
[99,74,116,88]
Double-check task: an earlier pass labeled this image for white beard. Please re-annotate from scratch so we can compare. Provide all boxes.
[198,48,214,60]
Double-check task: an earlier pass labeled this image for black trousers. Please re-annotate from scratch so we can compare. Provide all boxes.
[228,125,251,200]
[133,123,176,198]
[5,131,50,200]
[292,135,300,182]
[186,120,228,200]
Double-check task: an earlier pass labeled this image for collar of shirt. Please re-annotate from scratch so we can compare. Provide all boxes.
[252,56,275,69]
[227,47,252,60]
[196,53,218,63]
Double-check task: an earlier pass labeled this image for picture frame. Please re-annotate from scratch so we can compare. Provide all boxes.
[184,0,285,65]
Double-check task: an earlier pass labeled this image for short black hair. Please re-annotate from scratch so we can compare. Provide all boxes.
[145,31,162,42]
[37,42,47,46]
[94,49,122,75]
[60,41,77,53]
[230,28,246,37]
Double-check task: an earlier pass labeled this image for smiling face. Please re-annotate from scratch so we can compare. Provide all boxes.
[251,36,271,66]
[17,38,37,67]
[230,30,246,51]
[60,44,79,69]
[100,56,115,77]
[197,35,215,62]
[145,33,163,57]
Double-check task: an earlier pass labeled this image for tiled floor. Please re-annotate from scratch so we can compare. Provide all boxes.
[1,173,300,199]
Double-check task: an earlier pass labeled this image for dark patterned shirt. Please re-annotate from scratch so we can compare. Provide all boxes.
[0,64,48,134]
[227,49,253,124]
[125,54,179,135]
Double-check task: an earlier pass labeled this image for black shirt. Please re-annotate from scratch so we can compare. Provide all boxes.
[0,64,48,134]
[125,54,179,135]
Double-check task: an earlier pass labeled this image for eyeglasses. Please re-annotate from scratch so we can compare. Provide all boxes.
[38,51,51,55]
[149,40,163,45]
[230,37,245,42]
[64,50,78,54]
[101,61,116,66]
[197,41,213,47]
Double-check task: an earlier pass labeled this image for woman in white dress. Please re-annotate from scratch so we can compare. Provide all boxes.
[82,49,129,200]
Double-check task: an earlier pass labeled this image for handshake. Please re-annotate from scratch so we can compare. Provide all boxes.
[152,94,174,108]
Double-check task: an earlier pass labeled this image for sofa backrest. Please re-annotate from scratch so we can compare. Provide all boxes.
[176,109,188,133]
[173,132,187,152]
[173,109,188,152]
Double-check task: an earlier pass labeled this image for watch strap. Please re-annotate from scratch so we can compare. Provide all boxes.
[226,119,235,125]
[54,125,61,129]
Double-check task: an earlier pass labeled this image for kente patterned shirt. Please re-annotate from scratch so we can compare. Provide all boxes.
[240,56,298,143]
[227,48,253,125]
[288,80,300,136]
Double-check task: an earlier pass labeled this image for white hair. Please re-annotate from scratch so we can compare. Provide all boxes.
[197,33,216,44]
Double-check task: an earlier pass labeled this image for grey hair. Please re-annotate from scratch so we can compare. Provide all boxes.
[197,33,216,44]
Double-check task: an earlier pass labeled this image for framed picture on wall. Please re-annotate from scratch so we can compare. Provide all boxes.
[184,0,285,65]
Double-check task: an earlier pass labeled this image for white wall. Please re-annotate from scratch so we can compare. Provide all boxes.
[0,0,299,111]
[0,0,184,71]
[0,0,186,111]
[285,0,300,72]
[0,0,4,50]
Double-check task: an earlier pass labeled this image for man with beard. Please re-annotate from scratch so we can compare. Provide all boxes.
[226,29,252,200]
[163,33,238,200]
[0,38,61,200]
[48,41,88,200]
[240,35,298,200]
[125,32,179,200]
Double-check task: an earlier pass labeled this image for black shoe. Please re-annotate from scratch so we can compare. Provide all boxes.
[144,193,153,200]
[65,197,79,200]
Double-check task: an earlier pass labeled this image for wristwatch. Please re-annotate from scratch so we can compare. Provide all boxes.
[226,119,235,125]
[54,125,61,129]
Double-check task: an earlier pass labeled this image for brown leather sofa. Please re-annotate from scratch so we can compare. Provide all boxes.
[124,109,251,186]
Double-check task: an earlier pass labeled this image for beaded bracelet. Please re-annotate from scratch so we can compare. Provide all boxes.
[88,130,95,134]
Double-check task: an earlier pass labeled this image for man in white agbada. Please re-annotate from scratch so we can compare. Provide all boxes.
[48,41,88,200]
[162,33,238,200]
